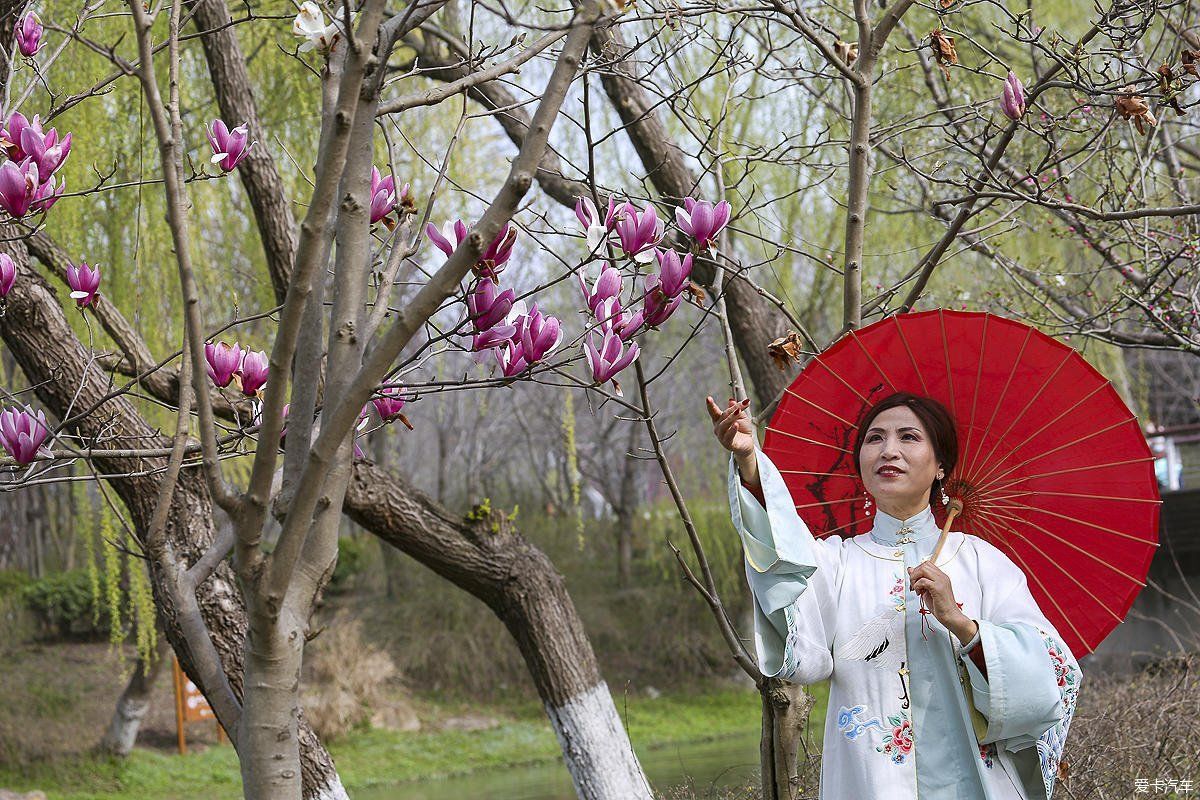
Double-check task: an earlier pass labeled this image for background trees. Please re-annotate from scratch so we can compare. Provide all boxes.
[0,0,1196,798]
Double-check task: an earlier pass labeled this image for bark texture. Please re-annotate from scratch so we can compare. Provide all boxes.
[0,242,343,797]
[344,461,652,799]
[99,634,171,756]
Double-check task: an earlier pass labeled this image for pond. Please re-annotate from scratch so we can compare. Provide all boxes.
[356,731,761,800]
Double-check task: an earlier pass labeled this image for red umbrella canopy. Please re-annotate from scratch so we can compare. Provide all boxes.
[764,309,1160,656]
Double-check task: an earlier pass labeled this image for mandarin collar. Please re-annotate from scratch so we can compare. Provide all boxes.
[868,504,939,546]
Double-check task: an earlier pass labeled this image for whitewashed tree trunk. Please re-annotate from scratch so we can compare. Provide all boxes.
[545,682,653,800]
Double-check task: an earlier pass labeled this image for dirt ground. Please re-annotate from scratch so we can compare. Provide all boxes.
[0,640,223,766]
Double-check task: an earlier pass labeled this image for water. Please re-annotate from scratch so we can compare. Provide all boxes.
[356,732,762,800]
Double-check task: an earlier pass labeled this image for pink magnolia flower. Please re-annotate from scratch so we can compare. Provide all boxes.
[372,386,412,426]
[612,201,661,263]
[205,340,242,388]
[426,219,516,280]
[14,12,43,58]
[65,261,100,308]
[584,328,640,393]
[593,296,642,342]
[0,406,51,464]
[30,171,62,213]
[575,195,618,252]
[579,263,621,315]
[494,339,529,377]
[207,119,253,172]
[0,112,37,161]
[471,324,517,353]
[655,249,694,298]
[238,349,269,396]
[999,72,1026,121]
[0,253,15,298]
[642,274,682,328]
[19,122,70,178]
[369,166,396,225]
[426,219,468,256]
[467,278,515,331]
[675,198,731,252]
[516,303,562,364]
[0,159,40,218]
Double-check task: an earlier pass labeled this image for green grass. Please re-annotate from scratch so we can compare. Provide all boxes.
[0,684,829,799]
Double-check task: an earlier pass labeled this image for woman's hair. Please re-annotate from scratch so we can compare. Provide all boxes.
[852,392,959,506]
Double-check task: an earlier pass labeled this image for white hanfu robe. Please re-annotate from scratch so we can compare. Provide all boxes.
[728,448,1082,800]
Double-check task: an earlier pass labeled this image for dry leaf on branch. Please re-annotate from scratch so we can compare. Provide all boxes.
[835,39,858,64]
[1157,63,1186,116]
[1115,85,1157,135]
[1182,49,1199,78]
[767,331,805,371]
[930,29,958,80]
[684,281,706,308]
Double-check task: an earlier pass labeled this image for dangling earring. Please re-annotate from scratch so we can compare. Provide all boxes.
[863,492,873,515]
[938,475,950,506]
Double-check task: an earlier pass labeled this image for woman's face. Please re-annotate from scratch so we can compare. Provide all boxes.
[859,406,941,513]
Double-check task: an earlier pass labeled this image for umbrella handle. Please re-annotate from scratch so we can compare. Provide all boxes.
[929,498,965,563]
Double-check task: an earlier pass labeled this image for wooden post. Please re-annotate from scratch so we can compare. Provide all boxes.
[171,655,187,755]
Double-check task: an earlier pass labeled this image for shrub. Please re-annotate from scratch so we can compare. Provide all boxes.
[0,569,33,598]
[302,617,412,739]
[21,569,108,640]
[328,535,369,594]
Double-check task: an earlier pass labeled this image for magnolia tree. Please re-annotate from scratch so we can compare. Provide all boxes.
[2,0,1199,798]
[0,0,738,797]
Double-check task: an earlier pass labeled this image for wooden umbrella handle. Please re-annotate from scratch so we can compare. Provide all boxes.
[929,498,965,563]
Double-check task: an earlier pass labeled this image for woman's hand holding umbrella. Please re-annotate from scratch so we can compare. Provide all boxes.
[908,560,978,646]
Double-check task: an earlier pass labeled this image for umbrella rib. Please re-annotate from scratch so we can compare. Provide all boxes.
[779,470,861,479]
[848,328,900,396]
[969,381,1109,490]
[970,417,1138,495]
[781,387,859,428]
[982,505,1151,586]
[971,455,1157,494]
[795,496,861,510]
[820,516,864,538]
[961,327,1034,479]
[970,488,1162,506]
[963,313,992,465]
[968,349,1075,483]
[980,499,1160,549]
[939,310,958,421]
[893,314,931,399]
[766,426,853,453]
[971,516,1096,652]
[813,357,873,404]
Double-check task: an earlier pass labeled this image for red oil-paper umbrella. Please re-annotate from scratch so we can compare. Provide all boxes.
[764,309,1160,656]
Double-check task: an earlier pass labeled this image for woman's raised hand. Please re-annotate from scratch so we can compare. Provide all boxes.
[706,396,755,459]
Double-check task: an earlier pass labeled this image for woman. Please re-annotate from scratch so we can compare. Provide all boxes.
[706,391,1081,800]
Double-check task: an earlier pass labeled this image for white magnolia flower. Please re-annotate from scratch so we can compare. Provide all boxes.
[292,1,342,53]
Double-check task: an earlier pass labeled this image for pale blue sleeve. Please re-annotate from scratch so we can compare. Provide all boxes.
[960,620,1065,746]
[728,447,843,684]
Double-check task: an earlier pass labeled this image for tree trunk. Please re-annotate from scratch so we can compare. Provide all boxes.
[0,237,347,800]
[99,631,171,756]
[765,679,811,800]
[239,614,307,800]
[345,462,654,800]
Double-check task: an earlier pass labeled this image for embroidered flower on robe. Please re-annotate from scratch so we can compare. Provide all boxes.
[980,742,996,768]
[876,711,913,763]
